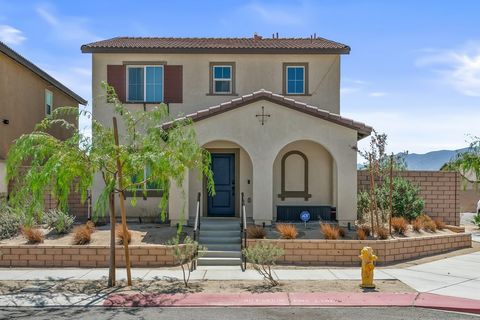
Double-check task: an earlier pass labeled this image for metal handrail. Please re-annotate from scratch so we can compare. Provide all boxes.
[192,192,201,270]
[241,192,247,271]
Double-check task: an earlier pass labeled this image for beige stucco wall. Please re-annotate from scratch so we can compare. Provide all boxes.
[272,140,334,219]
[168,99,358,226]
[91,52,341,121]
[0,52,79,160]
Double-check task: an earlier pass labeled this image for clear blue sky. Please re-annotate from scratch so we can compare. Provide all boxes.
[1,0,479,154]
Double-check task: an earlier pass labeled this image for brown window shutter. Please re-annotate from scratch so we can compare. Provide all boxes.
[107,65,126,102]
[164,65,183,103]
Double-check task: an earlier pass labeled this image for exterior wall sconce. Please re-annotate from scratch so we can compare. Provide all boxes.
[1,119,9,125]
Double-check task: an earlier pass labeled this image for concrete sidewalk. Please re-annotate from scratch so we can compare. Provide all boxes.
[0,251,479,306]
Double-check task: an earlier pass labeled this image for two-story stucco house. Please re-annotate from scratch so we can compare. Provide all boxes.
[0,41,87,197]
[81,35,372,229]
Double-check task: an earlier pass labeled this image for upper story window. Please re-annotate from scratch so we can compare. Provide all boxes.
[45,89,53,116]
[210,62,235,95]
[127,65,164,102]
[284,63,308,95]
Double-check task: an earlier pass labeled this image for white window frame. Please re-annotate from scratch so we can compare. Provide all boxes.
[212,65,233,94]
[45,89,53,116]
[126,65,164,103]
[286,65,305,95]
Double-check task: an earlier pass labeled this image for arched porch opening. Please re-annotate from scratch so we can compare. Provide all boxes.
[272,139,337,222]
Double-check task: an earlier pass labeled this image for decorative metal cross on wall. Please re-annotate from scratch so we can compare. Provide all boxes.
[255,106,271,125]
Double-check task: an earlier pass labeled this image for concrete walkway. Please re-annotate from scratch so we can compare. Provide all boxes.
[1,251,479,306]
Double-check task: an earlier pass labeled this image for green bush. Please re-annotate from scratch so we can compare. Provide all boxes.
[390,178,424,220]
[44,209,75,234]
[357,177,424,222]
[243,242,284,286]
[0,200,23,240]
[168,235,205,288]
[472,214,480,228]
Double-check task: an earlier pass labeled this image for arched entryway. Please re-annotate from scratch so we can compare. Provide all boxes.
[272,140,337,222]
[188,140,253,220]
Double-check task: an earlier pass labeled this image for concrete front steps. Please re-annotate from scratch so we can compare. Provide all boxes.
[197,219,242,267]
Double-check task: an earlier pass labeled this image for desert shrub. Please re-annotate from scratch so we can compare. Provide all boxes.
[391,178,425,220]
[338,227,346,238]
[72,225,91,245]
[357,190,370,222]
[357,228,366,240]
[320,224,339,240]
[276,224,298,239]
[247,225,267,239]
[376,226,389,240]
[412,218,423,232]
[43,209,75,234]
[243,242,284,286]
[434,219,446,230]
[116,225,132,244]
[391,217,408,235]
[168,235,205,287]
[22,226,44,244]
[423,220,437,232]
[0,201,23,240]
[472,214,480,228]
[86,220,96,233]
[358,224,371,237]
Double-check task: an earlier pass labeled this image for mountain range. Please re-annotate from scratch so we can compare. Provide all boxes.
[358,147,469,170]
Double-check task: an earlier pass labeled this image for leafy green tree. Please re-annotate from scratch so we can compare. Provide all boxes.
[443,136,480,189]
[6,82,214,285]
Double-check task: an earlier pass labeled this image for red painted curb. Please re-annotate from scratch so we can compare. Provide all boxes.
[415,293,480,315]
[103,291,480,314]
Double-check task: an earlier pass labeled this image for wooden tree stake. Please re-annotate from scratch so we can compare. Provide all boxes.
[108,192,116,287]
[113,117,132,286]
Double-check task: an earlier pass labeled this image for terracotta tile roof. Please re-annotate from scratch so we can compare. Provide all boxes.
[81,37,350,54]
[0,41,87,105]
[162,89,372,140]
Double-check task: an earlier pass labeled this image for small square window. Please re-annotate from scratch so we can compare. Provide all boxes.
[45,89,53,116]
[284,65,307,95]
[127,66,163,102]
[211,64,234,94]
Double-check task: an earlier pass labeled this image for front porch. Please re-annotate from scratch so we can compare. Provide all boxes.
[167,90,371,227]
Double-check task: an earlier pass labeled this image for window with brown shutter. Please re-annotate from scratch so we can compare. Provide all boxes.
[106,65,126,102]
[164,65,183,103]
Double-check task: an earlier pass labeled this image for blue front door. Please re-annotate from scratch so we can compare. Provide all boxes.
[208,153,235,216]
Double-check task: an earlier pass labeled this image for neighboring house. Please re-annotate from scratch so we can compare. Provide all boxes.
[81,35,372,227]
[0,41,87,197]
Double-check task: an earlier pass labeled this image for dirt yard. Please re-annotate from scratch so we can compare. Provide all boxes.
[0,279,414,295]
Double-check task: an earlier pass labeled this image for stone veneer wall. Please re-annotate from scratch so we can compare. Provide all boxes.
[0,245,175,268]
[358,170,460,225]
[248,233,471,266]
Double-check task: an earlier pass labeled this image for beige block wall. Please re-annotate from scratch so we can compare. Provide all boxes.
[91,52,341,120]
[248,233,471,266]
[358,170,460,225]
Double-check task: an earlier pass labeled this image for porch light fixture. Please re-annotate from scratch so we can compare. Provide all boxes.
[1,118,8,125]
[255,106,270,125]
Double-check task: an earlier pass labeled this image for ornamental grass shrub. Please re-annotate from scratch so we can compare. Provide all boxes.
[358,224,371,237]
[357,228,366,240]
[22,226,44,244]
[85,220,96,233]
[73,225,91,245]
[376,226,389,240]
[434,219,446,230]
[276,223,298,239]
[423,220,437,232]
[412,218,423,232]
[116,225,132,244]
[44,209,75,234]
[247,225,267,239]
[0,200,23,240]
[391,217,408,235]
[320,224,339,240]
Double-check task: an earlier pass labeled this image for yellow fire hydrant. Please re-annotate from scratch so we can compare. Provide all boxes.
[359,246,377,289]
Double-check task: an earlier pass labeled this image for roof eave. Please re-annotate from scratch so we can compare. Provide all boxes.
[1,42,87,105]
[80,46,350,55]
